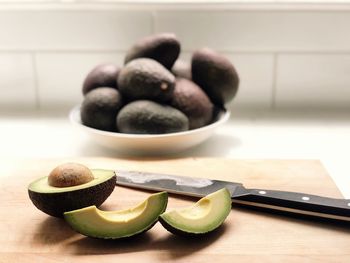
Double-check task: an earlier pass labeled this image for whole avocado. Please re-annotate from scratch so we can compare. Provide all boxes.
[81,87,123,131]
[117,100,189,134]
[118,58,175,103]
[170,78,213,129]
[82,64,120,95]
[192,48,239,106]
[124,33,180,69]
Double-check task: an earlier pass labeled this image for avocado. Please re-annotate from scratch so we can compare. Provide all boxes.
[82,64,120,95]
[80,87,123,132]
[117,100,189,134]
[192,48,239,106]
[172,59,192,80]
[28,163,116,217]
[170,78,213,129]
[124,33,180,69]
[118,58,175,103]
[64,192,168,239]
[159,188,231,236]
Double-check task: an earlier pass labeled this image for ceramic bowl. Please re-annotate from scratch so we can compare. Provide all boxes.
[69,106,230,155]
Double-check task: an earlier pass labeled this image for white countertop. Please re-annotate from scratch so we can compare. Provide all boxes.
[1,109,349,198]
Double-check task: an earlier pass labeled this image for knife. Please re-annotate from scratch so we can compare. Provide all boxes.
[115,170,350,222]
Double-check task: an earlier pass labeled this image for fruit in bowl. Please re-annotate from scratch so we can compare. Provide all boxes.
[80,33,239,135]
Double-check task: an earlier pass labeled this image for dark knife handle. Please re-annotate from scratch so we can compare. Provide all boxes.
[232,188,350,221]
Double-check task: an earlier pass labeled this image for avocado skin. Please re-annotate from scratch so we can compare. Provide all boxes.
[117,100,189,134]
[192,48,239,106]
[28,175,116,218]
[81,88,123,132]
[172,59,192,80]
[124,33,180,69]
[82,64,120,95]
[118,58,175,103]
[159,216,224,237]
[170,78,213,129]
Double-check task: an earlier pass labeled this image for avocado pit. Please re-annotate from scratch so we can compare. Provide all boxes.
[48,163,94,188]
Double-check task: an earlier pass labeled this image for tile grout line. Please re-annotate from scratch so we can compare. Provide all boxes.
[271,53,278,110]
[31,52,41,110]
[2,49,350,55]
[2,3,350,12]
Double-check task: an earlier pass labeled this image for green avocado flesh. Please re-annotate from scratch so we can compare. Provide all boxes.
[28,169,116,217]
[64,192,168,239]
[28,169,114,193]
[159,188,231,235]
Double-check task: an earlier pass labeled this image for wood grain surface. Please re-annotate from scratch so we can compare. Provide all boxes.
[0,158,349,263]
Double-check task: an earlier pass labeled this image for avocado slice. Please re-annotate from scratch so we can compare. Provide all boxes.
[28,169,116,217]
[159,188,231,236]
[64,192,168,239]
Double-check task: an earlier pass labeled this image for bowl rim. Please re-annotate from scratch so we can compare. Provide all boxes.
[69,105,230,139]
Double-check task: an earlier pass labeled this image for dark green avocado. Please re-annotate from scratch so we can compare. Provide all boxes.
[118,58,175,103]
[64,192,168,239]
[170,78,213,129]
[159,188,231,236]
[82,64,120,95]
[124,33,180,69]
[28,163,116,217]
[192,48,239,106]
[80,87,123,132]
[117,100,189,134]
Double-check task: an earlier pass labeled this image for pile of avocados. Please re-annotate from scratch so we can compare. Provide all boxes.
[80,33,239,134]
[28,163,232,239]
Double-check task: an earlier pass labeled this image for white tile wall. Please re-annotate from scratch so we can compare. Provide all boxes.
[155,11,350,52]
[0,53,36,110]
[0,6,350,111]
[226,53,274,109]
[35,52,125,109]
[276,54,350,108]
[0,11,152,51]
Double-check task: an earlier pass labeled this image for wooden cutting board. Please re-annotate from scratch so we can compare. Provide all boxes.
[1,158,350,263]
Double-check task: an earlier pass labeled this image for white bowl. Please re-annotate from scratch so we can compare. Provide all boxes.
[69,105,230,155]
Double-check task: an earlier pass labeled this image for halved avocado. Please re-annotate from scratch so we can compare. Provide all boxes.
[159,188,231,236]
[28,169,116,217]
[64,192,168,239]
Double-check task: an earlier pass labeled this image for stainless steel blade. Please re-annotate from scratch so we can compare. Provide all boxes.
[115,170,245,198]
[115,170,350,222]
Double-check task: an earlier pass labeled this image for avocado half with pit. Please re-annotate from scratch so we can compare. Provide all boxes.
[64,192,168,239]
[28,163,116,217]
[159,188,231,236]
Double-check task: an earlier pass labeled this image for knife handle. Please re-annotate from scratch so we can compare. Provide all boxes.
[232,188,350,222]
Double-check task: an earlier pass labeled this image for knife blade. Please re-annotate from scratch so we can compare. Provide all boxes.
[115,170,350,222]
